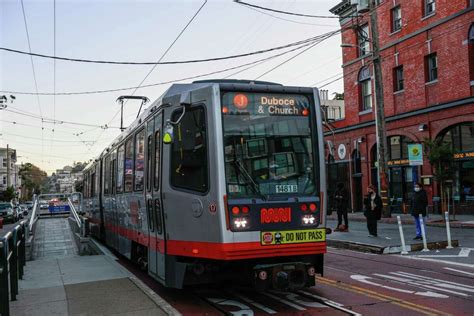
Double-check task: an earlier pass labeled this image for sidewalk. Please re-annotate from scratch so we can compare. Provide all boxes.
[328,212,474,229]
[8,217,177,316]
[326,218,463,254]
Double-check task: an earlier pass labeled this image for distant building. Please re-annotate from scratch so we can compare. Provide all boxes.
[0,147,21,196]
[320,90,345,121]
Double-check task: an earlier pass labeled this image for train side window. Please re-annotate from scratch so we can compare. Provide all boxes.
[117,145,124,193]
[95,164,100,197]
[110,157,116,195]
[104,156,110,195]
[124,138,133,192]
[170,106,208,193]
[154,131,160,190]
[135,129,145,191]
[147,134,153,192]
[91,172,96,197]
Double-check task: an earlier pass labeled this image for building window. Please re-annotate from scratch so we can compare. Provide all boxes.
[423,0,435,16]
[358,24,370,56]
[2,159,6,168]
[170,106,208,193]
[469,24,474,86]
[359,67,372,111]
[389,135,413,160]
[391,6,402,32]
[393,65,404,92]
[425,53,438,82]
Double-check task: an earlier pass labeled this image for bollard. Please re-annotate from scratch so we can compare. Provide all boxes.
[0,239,9,316]
[419,214,429,252]
[445,212,453,249]
[397,216,409,255]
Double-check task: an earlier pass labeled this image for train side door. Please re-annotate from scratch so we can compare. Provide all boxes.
[147,113,165,280]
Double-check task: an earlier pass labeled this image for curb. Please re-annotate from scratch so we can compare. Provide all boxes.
[327,216,474,229]
[129,277,182,316]
[328,239,459,254]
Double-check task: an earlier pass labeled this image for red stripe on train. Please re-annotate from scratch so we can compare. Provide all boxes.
[103,223,326,260]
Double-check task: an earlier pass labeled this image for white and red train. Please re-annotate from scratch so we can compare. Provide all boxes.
[83,80,328,290]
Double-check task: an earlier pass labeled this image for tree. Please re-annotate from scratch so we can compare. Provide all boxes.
[19,163,48,201]
[0,186,16,202]
[332,92,344,100]
[423,138,455,214]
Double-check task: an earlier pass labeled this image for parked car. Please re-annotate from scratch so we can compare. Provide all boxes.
[0,202,16,223]
[39,200,49,209]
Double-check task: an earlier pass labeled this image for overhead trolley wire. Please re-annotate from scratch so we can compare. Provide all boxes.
[1,35,328,96]
[234,0,356,19]
[0,32,334,65]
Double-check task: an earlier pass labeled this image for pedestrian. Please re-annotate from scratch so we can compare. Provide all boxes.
[411,182,428,240]
[334,182,349,232]
[363,184,382,237]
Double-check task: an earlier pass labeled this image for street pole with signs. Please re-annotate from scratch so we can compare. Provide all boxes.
[368,0,390,216]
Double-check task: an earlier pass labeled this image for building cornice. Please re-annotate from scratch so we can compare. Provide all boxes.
[324,97,474,136]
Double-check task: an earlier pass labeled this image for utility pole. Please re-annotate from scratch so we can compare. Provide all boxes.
[368,0,390,216]
[6,144,11,188]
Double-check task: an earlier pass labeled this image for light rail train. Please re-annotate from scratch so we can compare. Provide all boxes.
[83,80,328,290]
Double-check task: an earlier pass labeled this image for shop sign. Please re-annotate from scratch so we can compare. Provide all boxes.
[388,159,409,166]
[408,144,423,166]
[453,151,474,160]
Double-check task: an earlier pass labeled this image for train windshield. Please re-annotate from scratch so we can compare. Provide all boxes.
[221,92,317,199]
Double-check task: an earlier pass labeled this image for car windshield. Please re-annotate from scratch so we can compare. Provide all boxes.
[221,92,317,199]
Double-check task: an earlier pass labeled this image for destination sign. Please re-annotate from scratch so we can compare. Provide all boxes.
[222,92,310,116]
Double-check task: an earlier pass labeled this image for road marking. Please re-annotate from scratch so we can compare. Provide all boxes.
[227,291,277,314]
[207,298,254,316]
[351,274,448,298]
[261,292,306,311]
[297,290,362,316]
[444,267,474,277]
[316,277,449,316]
[393,271,474,290]
[374,273,467,297]
[403,255,474,268]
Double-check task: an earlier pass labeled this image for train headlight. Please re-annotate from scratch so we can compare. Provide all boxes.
[302,215,315,225]
[233,218,248,229]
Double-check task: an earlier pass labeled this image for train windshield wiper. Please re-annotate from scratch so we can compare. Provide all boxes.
[233,159,267,201]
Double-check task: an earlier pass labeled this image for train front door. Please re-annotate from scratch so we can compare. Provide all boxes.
[146,113,166,280]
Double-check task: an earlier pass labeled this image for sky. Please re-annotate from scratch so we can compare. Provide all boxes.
[0,0,343,174]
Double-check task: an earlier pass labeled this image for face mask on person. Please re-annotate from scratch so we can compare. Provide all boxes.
[414,187,421,192]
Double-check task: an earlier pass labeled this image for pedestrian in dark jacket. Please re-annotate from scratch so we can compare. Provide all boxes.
[411,182,428,240]
[363,184,382,237]
[334,182,349,231]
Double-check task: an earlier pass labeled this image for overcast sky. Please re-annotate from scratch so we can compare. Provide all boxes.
[0,0,343,174]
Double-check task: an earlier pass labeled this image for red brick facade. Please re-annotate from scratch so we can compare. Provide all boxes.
[328,1,474,213]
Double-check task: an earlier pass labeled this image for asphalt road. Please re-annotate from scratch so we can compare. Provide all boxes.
[117,247,474,315]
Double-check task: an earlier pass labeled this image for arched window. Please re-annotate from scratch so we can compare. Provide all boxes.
[359,67,372,111]
[469,24,474,91]
[388,135,413,160]
[438,122,474,152]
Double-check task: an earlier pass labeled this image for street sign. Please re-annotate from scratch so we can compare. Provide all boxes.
[408,144,423,166]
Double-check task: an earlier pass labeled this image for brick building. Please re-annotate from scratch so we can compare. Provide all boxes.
[328,0,474,213]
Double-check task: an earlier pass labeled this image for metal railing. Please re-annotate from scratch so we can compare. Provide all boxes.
[67,198,81,230]
[27,198,39,234]
[0,220,27,316]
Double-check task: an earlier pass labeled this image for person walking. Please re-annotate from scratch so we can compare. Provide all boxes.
[363,184,382,237]
[334,182,349,232]
[411,182,428,240]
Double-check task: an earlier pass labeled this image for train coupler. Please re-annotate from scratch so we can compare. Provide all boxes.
[253,262,315,291]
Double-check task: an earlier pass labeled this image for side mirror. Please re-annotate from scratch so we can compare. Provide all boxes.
[163,106,186,145]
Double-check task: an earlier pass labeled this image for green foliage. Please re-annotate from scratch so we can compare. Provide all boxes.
[1,186,16,202]
[19,163,48,200]
[332,92,344,100]
[423,138,455,183]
